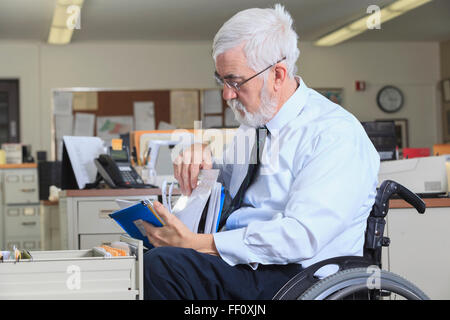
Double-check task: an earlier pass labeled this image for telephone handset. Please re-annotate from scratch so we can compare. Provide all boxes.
[94,154,152,189]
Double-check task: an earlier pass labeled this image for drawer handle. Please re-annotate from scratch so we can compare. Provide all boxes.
[22,222,37,226]
[20,188,36,193]
[99,209,114,219]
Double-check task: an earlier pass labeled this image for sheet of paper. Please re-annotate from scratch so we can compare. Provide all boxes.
[72,92,98,111]
[133,101,155,131]
[96,116,134,141]
[204,182,222,233]
[170,90,199,129]
[73,112,95,136]
[53,91,73,115]
[157,121,177,130]
[172,169,219,233]
[203,89,223,114]
[62,136,105,189]
[112,139,123,150]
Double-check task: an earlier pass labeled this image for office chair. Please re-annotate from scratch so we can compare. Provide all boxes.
[272,180,429,300]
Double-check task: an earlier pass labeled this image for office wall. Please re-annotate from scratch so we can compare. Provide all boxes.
[0,40,441,158]
[0,42,41,151]
[300,41,441,149]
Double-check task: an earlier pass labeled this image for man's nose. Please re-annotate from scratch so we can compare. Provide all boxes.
[222,85,237,101]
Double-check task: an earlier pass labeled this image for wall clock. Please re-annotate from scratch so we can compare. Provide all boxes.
[377,85,404,113]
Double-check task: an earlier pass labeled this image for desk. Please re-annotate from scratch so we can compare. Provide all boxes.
[58,188,180,250]
[57,188,449,298]
[388,198,450,299]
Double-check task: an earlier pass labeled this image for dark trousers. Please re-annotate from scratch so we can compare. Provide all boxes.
[143,246,302,300]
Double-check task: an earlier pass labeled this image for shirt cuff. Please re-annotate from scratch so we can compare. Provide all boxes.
[213,228,259,270]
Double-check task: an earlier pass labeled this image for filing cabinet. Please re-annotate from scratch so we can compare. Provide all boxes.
[58,189,161,250]
[0,235,143,300]
[0,165,41,250]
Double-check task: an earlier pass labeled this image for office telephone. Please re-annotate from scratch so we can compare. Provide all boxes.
[93,148,154,189]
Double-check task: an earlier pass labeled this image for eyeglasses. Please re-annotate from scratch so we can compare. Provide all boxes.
[215,57,286,92]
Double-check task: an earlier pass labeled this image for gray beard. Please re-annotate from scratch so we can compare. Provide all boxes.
[227,84,278,128]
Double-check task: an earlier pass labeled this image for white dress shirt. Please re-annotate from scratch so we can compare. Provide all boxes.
[212,77,380,275]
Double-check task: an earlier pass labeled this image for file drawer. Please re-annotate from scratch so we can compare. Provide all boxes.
[4,236,41,251]
[79,234,124,250]
[0,236,143,300]
[3,169,38,204]
[77,201,124,234]
[4,205,40,238]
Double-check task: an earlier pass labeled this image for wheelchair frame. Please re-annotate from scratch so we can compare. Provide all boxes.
[272,180,429,300]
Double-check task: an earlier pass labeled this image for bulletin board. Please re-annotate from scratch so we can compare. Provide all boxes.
[52,89,202,160]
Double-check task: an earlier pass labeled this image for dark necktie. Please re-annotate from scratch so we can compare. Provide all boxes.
[218,126,268,230]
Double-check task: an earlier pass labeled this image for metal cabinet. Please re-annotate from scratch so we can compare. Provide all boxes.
[58,191,159,250]
[0,166,40,250]
[387,207,450,300]
[3,169,39,204]
[0,235,143,300]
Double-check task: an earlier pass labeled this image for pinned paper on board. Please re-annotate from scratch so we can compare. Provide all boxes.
[96,116,134,140]
[72,92,98,111]
[170,90,199,129]
[53,91,73,115]
[133,101,155,131]
[74,112,95,136]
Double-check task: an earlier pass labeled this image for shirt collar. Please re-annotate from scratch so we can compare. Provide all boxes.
[265,76,308,134]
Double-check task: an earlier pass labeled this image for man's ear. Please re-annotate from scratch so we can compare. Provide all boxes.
[273,63,287,92]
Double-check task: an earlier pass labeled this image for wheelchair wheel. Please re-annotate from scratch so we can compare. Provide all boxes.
[298,268,429,300]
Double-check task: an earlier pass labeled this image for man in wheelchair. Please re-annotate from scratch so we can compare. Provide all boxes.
[141,4,428,300]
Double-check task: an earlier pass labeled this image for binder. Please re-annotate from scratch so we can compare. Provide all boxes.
[109,200,164,249]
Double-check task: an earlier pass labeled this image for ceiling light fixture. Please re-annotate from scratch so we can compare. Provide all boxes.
[48,0,84,45]
[315,0,432,46]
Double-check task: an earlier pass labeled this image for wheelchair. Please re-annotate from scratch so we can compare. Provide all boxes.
[272,180,430,300]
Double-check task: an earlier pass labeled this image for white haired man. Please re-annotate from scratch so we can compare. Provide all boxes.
[142,4,380,299]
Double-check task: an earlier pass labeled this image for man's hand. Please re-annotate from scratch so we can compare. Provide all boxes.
[173,143,213,196]
[142,201,219,255]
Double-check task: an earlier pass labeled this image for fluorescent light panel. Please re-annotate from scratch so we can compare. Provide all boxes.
[48,0,84,45]
[315,0,433,46]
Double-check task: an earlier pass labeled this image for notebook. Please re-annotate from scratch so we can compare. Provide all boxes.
[109,169,225,249]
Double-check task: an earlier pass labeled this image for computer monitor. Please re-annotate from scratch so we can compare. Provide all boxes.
[361,121,397,161]
[60,136,105,189]
[154,144,175,176]
[61,141,79,190]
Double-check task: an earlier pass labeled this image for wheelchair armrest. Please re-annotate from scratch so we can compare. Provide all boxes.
[272,255,373,300]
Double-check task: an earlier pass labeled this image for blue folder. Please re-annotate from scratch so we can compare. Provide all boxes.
[109,200,164,249]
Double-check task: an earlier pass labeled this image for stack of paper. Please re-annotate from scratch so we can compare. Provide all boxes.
[171,169,221,233]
